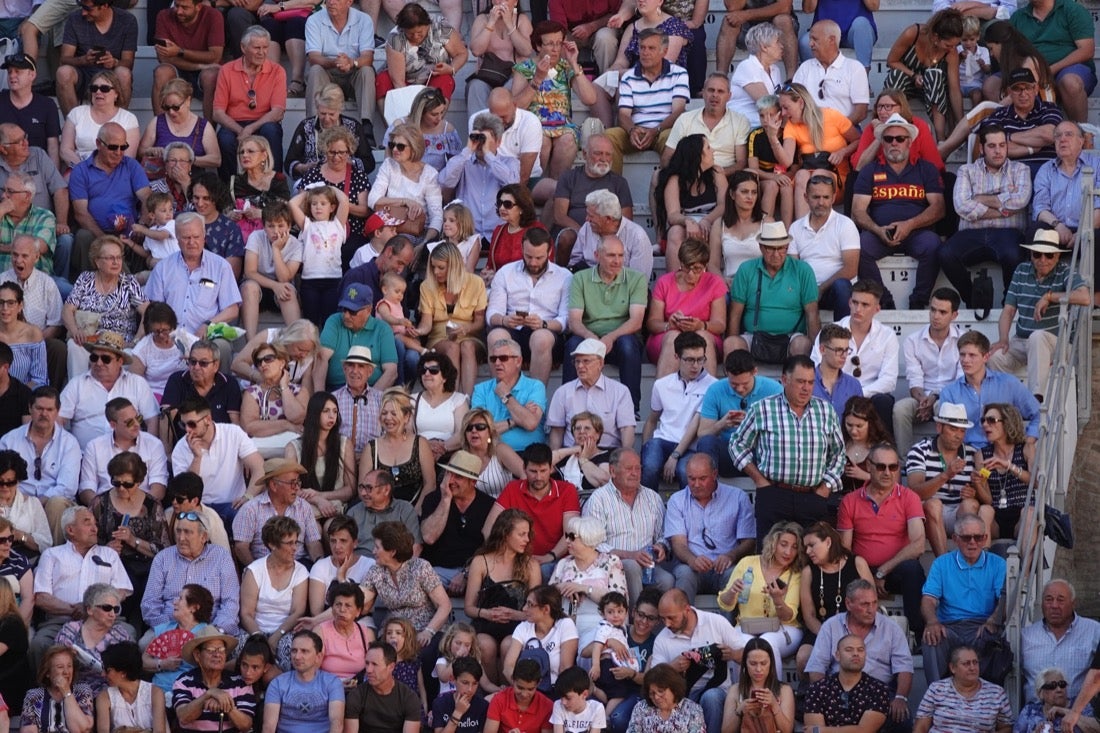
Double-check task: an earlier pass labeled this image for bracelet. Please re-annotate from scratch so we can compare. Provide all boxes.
[548,550,557,561]
[895,694,908,702]
[1027,146,1035,155]
[156,659,162,671]
[425,627,437,635]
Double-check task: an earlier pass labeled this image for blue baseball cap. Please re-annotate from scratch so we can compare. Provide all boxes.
[339,282,373,311]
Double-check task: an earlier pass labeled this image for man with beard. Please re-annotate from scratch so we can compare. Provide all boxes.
[852,114,946,311]
[486,229,571,387]
[552,134,633,266]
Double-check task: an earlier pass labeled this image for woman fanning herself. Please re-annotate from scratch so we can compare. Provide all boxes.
[657,135,727,270]
[721,637,795,733]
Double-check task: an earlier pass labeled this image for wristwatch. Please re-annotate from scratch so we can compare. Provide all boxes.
[875,569,886,580]
[671,451,682,459]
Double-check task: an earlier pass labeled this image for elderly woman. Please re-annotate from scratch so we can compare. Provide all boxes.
[240,516,309,658]
[883,9,964,140]
[552,412,612,499]
[657,135,727,271]
[150,142,197,213]
[413,352,468,460]
[915,645,1012,733]
[229,136,293,244]
[712,170,769,283]
[362,521,451,645]
[59,70,139,168]
[241,343,309,458]
[0,451,51,559]
[55,584,136,696]
[287,84,374,180]
[376,3,468,102]
[729,24,785,127]
[0,282,47,388]
[383,87,461,174]
[96,641,166,733]
[20,646,95,733]
[501,585,578,687]
[484,185,544,283]
[361,388,435,507]
[368,122,443,244]
[285,393,356,517]
[311,581,374,685]
[974,403,1035,542]
[457,408,524,499]
[233,319,325,395]
[173,627,256,733]
[141,583,213,696]
[0,581,29,716]
[718,521,804,673]
[512,22,597,180]
[645,239,727,377]
[62,235,146,377]
[190,173,246,281]
[415,243,488,395]
[550,516,628,650]
[438,114,520,243]
[138,79,221,172]
[1016,668,1097,733]
[627,663,706,732]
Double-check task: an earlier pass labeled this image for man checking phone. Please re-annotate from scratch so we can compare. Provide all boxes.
[695,349,781,477]
[150,0,224,117]
[55,0,137,116]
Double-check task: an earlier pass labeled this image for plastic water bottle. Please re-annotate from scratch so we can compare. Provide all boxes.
[642,545,655,585]
[738,567,754,604]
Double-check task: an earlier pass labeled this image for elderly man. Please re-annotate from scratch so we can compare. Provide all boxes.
[651,589,746,733]
[31,505,132,666]
[725,221,820,363]
[165,471,230,550]
[1021,579,1100,703]
[439,114,520,241]
[319,282,397,390]
[920,512,1006,682]
[806,579,914,729]
[604,30,688,175]
[212,26,286,178]
[789,173,860,319]
[853,114,945,311]
[661,72,749,175]
[54,0,137,115]
[486,229,571,386]
[232,458,323,565]
[162,340,242,440]
[471,338,547,451]
[1009,0,1095,123]
[333,346,382,459]
[581,448,672,601]
[792,20,869,123]
[0,54,61,168]
[0,124,70,278]
[640,332,717,490]
[730,355,846,546]
[170,397,265,526]
[553,135,633,266]
[345,641,421,733]
[79,397,168,505]
[838,443,927,638]
[420,450,495,591]
[173,628,256,733]
[2,234,65,385]
[939,124,1030,307]
[141,508,240,633]
[798,0,876,69]
[547,338,635,451]
[696,349,782,475]
[348,469,421,558]
[150,0,223,117]
[565,189,652,280]
[304,0,375,132]
[59,332,158,449]
[0,173,59,284]
[990,230,1090,396]
[564,238,647,414]
[665,453,755,602]
[804,634,891,733]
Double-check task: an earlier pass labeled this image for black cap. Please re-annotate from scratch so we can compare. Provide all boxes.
[1,53,35,72]
[1008,68,1037,86]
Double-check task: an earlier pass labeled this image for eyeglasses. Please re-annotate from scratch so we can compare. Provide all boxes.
[981,416,1003,425]
[96,604,122,614]
[78,2,96,10]
[88,353,115,364]
[807,174,834,186]
[420,365,441,375]
[326,149,350,157]
[200,645,227,655]
[881,135,910,144]
[98,141,128,152]
[1032,252,1058,260]
[1041,681,1068,691]
[162,103,183,112]
[875,102,899,111]
[33,456,40,481]
[0,479,16,488]
[817,79,826,100]
[680,356,707,364]
[0,298,18,307]
[187,358,215,367]
[465,422,489,432]
[497,200,517,209]
[824,345,852,355]
[488,355,516,363]
[387,141,408,152]
[701,527,717,550]
[247,88,256,110]
[254,354,279,366]
[871,462,900,472]
[850,355,862,379]
[634,611,659,622]
[182,418,207,430]
[271,478,302,488]
[957,533,987,543]
[121,416,141,429]
[0,534,13,546]
[177,511,202,521]
[97,255,123,262]
[1,187,27,196]
[111,479,137,489]
[358,483,381,491]
[564,532,577,541]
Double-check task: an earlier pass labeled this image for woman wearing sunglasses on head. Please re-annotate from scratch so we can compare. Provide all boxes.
[368,122,443,244]
[54,584,136,697]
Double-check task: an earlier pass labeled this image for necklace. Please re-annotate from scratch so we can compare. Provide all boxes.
[817,557,846,619]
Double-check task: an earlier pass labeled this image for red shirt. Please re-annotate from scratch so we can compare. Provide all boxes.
[213,58,288,122]
[495,479,581,557]
[836,484,925,567]
[548,0,621,26]
[155,4,225,53]
[488,223,546,271]
[487,687,553,733]
[853,115,946,172]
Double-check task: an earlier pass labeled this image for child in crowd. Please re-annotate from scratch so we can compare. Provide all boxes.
[241,200,304,337]
[434,622,478,699]
[129,302,187,401]
[486,658,554,733]
[376,271,426,358]
[289,184,349,326]
[747,95,796,227]
[349,211,402,269]
[587,592,635,707]
[237,633,277,733]
[431,657,489,733]
[130,192,179,282]
[384,616,428,717]
[429,201,481,272]
[551,666,606,733]
[958,16,991,106]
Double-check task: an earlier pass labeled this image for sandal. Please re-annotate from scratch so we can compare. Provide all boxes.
[288,80,305,98]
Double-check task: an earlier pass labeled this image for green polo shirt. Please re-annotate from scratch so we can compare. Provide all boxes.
[730,256,818,335]
[1010,0,1096,73]
[569,266,648,336]
[320,312,397,388]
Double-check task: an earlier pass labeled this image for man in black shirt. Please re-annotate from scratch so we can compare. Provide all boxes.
[345,641,421,733]
[419,450,495,595]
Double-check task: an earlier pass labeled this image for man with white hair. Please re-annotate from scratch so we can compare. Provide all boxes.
[0,171,58,277]
[439,112,520,241]
[553,134,633,267]
[1021,579,1100,703]
[547,337,636,450]
[0,234,65,386]
[566,189,653,280]
[798,0,876,69]
[792,20,869,123]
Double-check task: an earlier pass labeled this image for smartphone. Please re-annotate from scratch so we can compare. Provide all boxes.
[885,225,898,239]
[515,310,528,318]
[121,514,131,527]
[154,38,168,47]
[92,46,106,56]
[775,577,788,590]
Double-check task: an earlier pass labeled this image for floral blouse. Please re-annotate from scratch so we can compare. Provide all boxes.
[388,18,455,84]
[296,165,371,237]
[514,58,577,132]
[55,622,136,696]
[205,214,246,260]
[625,17,693,67]
[91,492,171,560]
[362,557,442,632]
[549,552,628,622]
[245,382,302,422]
[626,698,706,733]
[66,271,145,343]
[21,684,95,730]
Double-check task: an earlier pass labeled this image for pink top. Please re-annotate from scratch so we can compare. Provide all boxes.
[317,620,370,680]
[651,271,729,321]
[837,484,925,568]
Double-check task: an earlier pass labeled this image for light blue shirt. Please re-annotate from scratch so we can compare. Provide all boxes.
[938,368,1041,447]
[145,251,242,332]
[663,483,755,560]
[805,611,914,683]
[471,374,547,450]
[923,549,1006,623]
[699,375,783,443]
[305,7,375,59]
[437,149,520,240]
[0,423,81,500]
[1031,151,1100,228]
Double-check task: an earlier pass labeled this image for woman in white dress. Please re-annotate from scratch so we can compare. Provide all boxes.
[96,641,167,733]
[710,170,769,284]
[413,352,468,462]
[728,23,786,127]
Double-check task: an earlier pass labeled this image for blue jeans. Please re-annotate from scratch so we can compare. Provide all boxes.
[54,232,73,283]
[799,15,876,68]
[939,227,1023,306]
[690,686,728,733]
[858,228,941,309]
[607,694,641,733]
[820,277,854,319]
[696,434,738,477]
[562,333,643,413]
[640,437,692,490]
[217,121,284,179]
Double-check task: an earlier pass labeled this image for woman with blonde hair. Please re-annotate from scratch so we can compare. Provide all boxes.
[429,202,481,272]
[229,135,292,243]
[456,408,523,499]
[360,388,436,508]
[59,69,139,167]
[232,319,324,394]
[0,579,30,714]
[368,122,443,243]
[286,84,374,179]
[384,87,462,173]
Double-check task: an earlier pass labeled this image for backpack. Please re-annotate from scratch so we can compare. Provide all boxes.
[517,637,552,693]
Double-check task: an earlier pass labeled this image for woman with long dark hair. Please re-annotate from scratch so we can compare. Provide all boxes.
[721,636,795,733]
[286,392,356,519]
[840,396,892,493]
[656,134,727,270]
[882,9,964,139]
[712,170,768,283]
[982,21,1055,100]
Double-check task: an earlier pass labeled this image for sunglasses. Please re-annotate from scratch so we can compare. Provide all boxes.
[90,83,115,94]
[871,462,900,472]
[1032,252,1058,260]
[388,141,408,152]
[111,479,137,489]
[96,604,122,614]
[33,456,40,481]
[957,533,987,543]
[496,200,517,209]
[177,511,202,521]
[88,353,115,364]
[0,535,12,545]
[981,416,1003,425]
[808,174,834,186]
[465,422,489,432]
[817,78,826,100]
[850,355,862,379]
[162,103,183,112]
[701,527,717,551]
[881,135,910,144]
[122,416,142,429]
[254,354,279,366]
[0,479,16,488]
[247,88,256,110]
[420,365,441,375]
[182,418,206,430]
[488,355,516,363]
[1041,681,1068,691]
[99,142,128,152]
[187,358,215,367]
[565,532,578,541]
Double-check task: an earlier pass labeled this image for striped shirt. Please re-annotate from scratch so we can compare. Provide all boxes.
[954,157,1032,230]
[333,384,382,456]
[729,393,846,491]
[582,482,665,552]
[905,437,978,505]
[989,100,1063,169]
[1021,613,1100,702]
[916,678,1012,733]
[1005,260,1087,338]
[618,60,690,129]
[172,670,256,732]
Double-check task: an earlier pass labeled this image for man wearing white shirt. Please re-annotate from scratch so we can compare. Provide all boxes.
[78,397,169,506]
[170,396,264,529]
[476,88,549,201]
[651,589,747,733]
[31,504,132,668]
[811,280,899,435]
[486,229,571,386]
[789,174,860,319]
[567,189,653,280]
[792,20,869,124]
[892,288,963,457]
[0,235,64,387]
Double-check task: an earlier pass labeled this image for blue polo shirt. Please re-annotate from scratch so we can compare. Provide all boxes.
[813,367,863,418]
[923,549,1006,623]
[853,158,944,226]
[471,374,547,450]
[320,313,397,388]
[938,368,1041,447]
[69,153,150,232]
[699,374,783,443]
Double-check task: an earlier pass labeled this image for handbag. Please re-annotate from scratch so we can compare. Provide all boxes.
[748,270,801,365]
[740,617,782,635]
[380,203,426,236]
[469,52,514,88]
[273,5,314,20]
[1044,504,1074,548]
[971,268,994,321]
[800,151,835,172]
